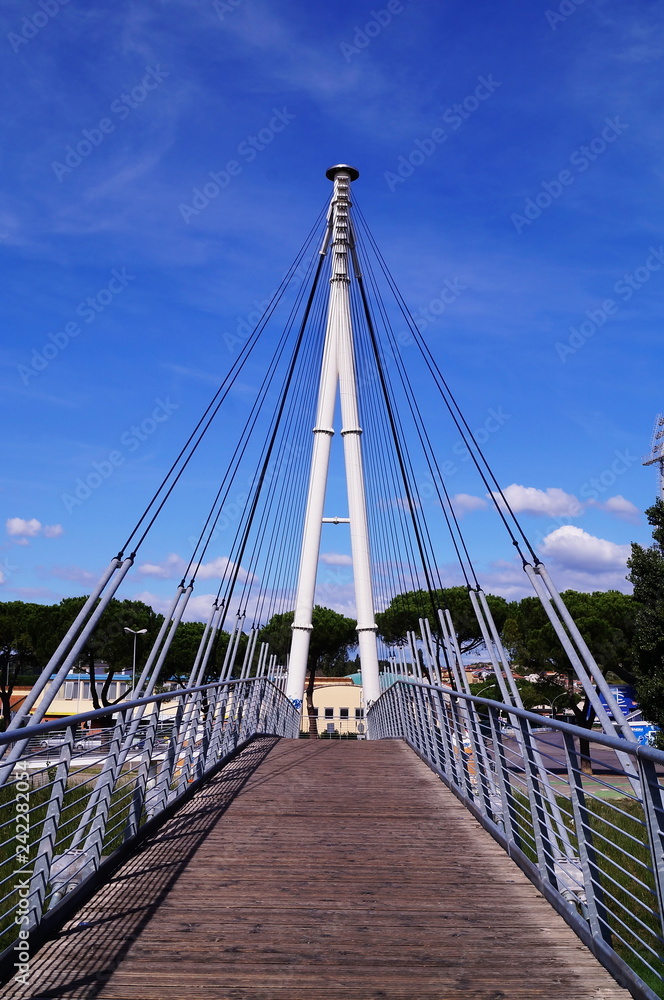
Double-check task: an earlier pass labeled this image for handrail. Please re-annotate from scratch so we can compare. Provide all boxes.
[0,675,299,985]
[367,679,664,1000]
[393,678,664,763]
[0,678,256,745]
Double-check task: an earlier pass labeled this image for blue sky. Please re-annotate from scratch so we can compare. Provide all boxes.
[2,0,663,620]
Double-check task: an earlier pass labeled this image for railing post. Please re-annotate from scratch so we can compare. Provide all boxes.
[149,698,186,816]
[516,716,558,888]
[125,709,160,842]
[562,731,610,941]
[27,729,75,927]
[637,753,664,944]
[487,705,516,847]
[82,710,129,866]
[431,688,453,779]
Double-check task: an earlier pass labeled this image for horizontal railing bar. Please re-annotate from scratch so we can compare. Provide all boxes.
[397,680,664,764]
[0,678,254,746]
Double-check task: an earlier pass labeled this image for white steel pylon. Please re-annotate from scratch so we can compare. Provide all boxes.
[285,165,381,707]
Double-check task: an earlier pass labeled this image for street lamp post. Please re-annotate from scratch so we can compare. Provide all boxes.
[124,627,147,693]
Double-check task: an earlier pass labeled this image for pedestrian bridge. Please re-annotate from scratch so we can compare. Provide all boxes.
[1,677,662,999]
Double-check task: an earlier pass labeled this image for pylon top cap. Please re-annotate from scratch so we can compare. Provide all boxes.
[326,164,359,182]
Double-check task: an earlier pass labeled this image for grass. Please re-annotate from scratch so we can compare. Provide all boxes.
[497,771,664,997]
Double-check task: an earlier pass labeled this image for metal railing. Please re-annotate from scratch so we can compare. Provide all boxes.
[0,676,298,965]
[368,680,664,1000]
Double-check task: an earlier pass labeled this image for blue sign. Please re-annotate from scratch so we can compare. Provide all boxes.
[598,685,640,720]
[629,723,659,747]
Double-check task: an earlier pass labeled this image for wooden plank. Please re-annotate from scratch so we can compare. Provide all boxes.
[1,737,630,999]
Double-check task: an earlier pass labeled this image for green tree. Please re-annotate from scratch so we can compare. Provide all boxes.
[627,498,664,746]
[260,606,357,736]
[0,602,39,730]
[375,587,509,679]
[38,597,163,715]
[502,588,639,768]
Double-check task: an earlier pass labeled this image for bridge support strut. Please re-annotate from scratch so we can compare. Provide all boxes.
[286,165,381,708]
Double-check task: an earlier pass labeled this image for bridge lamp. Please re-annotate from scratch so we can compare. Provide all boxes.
[124,627,147,693]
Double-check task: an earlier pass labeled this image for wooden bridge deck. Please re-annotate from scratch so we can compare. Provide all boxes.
[5,737,629,999]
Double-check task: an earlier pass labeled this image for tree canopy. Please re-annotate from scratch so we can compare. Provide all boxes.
[375,586,509,654]
[260,605,357,734]
[627,497,664,743]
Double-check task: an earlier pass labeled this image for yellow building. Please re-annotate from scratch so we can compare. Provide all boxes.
[300,677,365,736]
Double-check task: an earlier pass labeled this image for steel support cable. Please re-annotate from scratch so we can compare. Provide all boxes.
[258,267,337,626]
[352,203,537,566]
[351,282,413,608]
[2,556,122,737]
[348,282,415,609]
[5,223,324,738]
[236,273,329,619]
[220,258,330,624]
[209,241,331,635]
[182,236,324,583]
[119,201,330,560]
[350,251,444,609]
[352,224,477,588]
[354,216,641,752]
[353,226,480,591]
[349,245,442,635]
[251,330,324,625]
[350,277,434,602]
[360,310,445,600]
[352,211,639,753]
[190,244,332,625]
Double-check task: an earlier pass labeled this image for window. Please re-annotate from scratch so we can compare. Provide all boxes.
[118,683,128,698]
[82,682,90,699]
[339,707,349,719]
[64,682,78,700]
[355,708,364,719]
[309,707,318,717]
[324,707,334,719]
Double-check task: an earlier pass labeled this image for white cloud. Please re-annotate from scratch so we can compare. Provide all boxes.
[492,485,583,518]
[7,517,42,537]
[43,524,64,538]
[320,552,353,566]
[137,552,254,584]
[6,517,64,543]
[137,553,184,579]
[599,495,641,523]
[46,565,97,586]
[451,493,487,516]
[539,525,631,573]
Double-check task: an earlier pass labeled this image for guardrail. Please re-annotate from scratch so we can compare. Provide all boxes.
[367,680,664,1000]
[0,676,298,966]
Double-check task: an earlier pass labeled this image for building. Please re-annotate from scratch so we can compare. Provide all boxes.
[300,676,365,736]
[12,670,133,722]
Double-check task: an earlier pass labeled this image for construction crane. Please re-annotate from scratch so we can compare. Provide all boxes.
[643,413,664,499]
